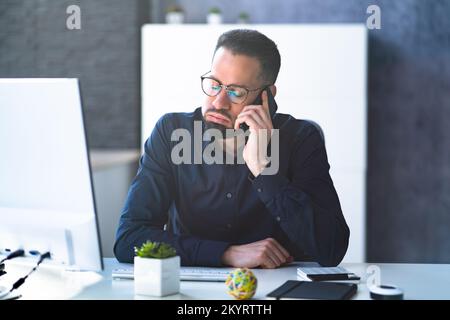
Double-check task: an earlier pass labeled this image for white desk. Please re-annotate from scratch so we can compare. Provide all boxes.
[2,258,449,300]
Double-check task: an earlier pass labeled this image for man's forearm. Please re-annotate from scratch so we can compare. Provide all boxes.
[250,170,349,266]
[262,183,349,266]
[114,220,230,266]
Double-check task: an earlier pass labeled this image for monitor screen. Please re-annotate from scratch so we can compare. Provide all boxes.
[0,79,103,271]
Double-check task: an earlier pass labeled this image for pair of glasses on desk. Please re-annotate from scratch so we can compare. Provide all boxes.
[112,267,233,282]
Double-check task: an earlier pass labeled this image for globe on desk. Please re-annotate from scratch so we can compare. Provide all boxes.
[225,268,257,300]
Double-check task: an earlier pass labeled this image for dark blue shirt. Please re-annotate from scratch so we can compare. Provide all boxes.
[114,107,349,267]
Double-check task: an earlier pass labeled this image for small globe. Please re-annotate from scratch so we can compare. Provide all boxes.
[225,268,257,300]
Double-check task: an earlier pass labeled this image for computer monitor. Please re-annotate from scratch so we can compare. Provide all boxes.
[0,79,103,271]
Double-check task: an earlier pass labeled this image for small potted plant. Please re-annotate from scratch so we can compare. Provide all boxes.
[207,7,222,24]
[165,4,184,24]
[134,241,180,297]
[237,12,250,24]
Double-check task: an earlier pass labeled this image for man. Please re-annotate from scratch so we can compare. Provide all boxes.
[114,29,349,268]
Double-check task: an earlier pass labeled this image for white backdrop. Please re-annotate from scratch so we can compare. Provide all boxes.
[142,24,367,262]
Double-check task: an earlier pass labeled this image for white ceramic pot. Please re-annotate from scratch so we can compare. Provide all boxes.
[166,12,184,24]
[134,256,180,297]
[207,13,222,24]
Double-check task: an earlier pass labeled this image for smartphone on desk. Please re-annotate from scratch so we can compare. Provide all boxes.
[239,87,278,131]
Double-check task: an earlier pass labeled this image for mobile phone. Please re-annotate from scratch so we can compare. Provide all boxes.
[240,87,278,131]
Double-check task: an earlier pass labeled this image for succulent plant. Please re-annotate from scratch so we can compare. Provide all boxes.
[239,12,249,20]
[166,4,183,13]
[209,7,221,14]
[134,241,177,259]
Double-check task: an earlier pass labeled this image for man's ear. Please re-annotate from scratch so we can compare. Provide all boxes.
[269,85,277,97]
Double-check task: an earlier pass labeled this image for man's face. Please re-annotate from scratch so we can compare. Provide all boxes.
[201,47,265,133]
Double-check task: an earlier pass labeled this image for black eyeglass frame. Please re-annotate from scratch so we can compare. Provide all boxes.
[200,71,270,104]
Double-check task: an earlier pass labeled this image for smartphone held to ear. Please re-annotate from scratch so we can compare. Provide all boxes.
[240,87,278,131]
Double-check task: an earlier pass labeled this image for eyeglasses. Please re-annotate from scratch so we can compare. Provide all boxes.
[200,71,268,104]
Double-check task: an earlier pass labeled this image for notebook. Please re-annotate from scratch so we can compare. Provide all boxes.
[297,266,360,283]
[266,280,357,300]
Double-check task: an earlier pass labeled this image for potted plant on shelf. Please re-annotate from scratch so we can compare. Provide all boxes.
[165,4,184,24]
[134,241,180,297]
[237,12,250,24]
[207,7,222,24]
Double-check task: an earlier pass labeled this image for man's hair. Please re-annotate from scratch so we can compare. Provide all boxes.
[214,29,281,85]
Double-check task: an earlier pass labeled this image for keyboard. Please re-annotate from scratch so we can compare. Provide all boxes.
[112,266,232,282]
[180,267,232,281]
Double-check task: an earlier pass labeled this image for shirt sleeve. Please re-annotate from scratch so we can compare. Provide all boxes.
[113,114,230,266]
[250,123,350,266]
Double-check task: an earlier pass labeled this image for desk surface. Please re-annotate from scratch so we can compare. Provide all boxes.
[90,149,140,170]
[2,258,450,300]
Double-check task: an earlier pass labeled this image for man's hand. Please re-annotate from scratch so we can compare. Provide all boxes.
[221,238,293,269]
[234,90,273,177]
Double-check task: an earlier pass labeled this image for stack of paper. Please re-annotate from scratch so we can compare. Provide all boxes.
[297,266,360,283]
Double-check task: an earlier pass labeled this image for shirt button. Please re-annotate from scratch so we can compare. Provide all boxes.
[257,188,262,193]
[226,192,232,199]
[276,216,281,222]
